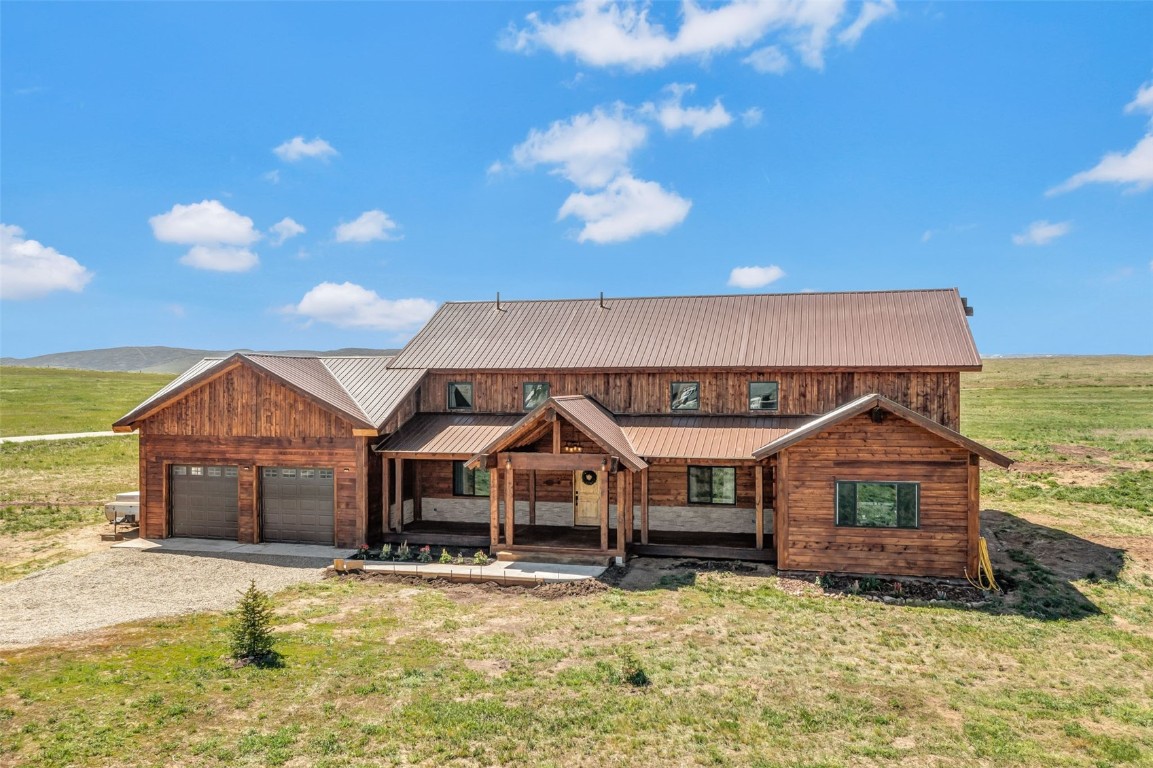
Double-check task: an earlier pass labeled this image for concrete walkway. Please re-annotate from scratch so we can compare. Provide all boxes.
[113,537,606,584]
[0,430,129,443]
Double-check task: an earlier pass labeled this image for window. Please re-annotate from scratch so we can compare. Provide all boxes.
[447,382,474,411]
[453,461,490,497]
[523,382,550,410]
[319,469,334,480]
[300,469,315,479]
[670,381,700,411]
[836,481,919,528]
[173,465,187,475]
[263,468,277,478]
[224,467,237,477]
[688,466,736,505]
[190,466,203,476]
[749,381,779,411]
[207,466,221,477]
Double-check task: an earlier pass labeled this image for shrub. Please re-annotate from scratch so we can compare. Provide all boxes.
[417,545,433,563]
[396,541,412,561]
[618,649,650,688]
[229,581,279,666]
[438,548,453,564]
[380,543,392,561]
[473,550,490,565]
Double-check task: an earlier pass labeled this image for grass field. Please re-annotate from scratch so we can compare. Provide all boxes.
[1,358,1151,767]
[0,366,173,437]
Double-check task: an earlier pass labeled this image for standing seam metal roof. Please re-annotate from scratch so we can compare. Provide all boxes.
[386,289,981,371]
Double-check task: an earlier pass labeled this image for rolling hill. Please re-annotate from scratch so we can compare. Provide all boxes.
[0,346,399,375]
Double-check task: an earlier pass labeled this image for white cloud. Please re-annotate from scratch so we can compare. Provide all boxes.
[512,105,648,188]
[741,107,764,127]
[1048,135,1153,195]
[1125,80,1153,115]
[558,174,691,243]
[837,0,896,46]
[1012,220,1072,247]
[334,210,401,243]
[648,83,732,137]
[0,224,93,300]
[743,45,790,74]
[263,170,281,184]
[179,245,259,272]
[149,200,261,246]
[273,136,338,162]
[487,160,505,175]
[728,264,785,289]
[506,0,869,72]
[269,217,306,246]
[286,282,437,331]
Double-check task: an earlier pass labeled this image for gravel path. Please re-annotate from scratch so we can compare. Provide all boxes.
[0,549,327,648]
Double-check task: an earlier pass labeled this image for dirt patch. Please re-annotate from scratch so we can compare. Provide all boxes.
[326,569,612,600]
[0,519,118,582]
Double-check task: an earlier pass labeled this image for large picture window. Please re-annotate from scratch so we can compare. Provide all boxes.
[447,382,474,411]
[836,481,919,528]
[688,466,736,505]
[523,382,550,410]
[452,461,490,497]
[749,381,779,411]
[671,381,700,411]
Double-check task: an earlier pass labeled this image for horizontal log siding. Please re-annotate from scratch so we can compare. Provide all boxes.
[419,370,960,428]
[781,412,972,578]
[139,435,363,546]
[139,364,356,438]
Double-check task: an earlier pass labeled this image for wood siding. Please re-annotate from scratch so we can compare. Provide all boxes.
[778,411,973,578]
[139,364,356,438]
[419,370,960,428]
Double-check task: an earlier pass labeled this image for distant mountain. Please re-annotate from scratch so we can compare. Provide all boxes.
[0,346,400,375]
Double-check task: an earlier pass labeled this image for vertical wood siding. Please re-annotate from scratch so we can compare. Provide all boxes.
[780,412,973,577]
[418,370,960,428]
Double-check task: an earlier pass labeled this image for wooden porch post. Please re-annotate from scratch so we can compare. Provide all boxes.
[412,461,422,521]
[755,464,764,550]
[624,470,634,544]
[640,468,649,545]
[394,457,404,533]
[967,454,980,579]
[776,452,789,570]
[381,457,391,536]
[598,469,609,551]
[528,470,537,525]
[489,467,500,546]
[505,462,515,547]
[615,471,626,556]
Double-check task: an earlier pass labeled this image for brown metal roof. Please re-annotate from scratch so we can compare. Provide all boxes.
[619,415,807,460]
[751,393,1013,467]
[243,355,371,427]
[374,413,521,455]
[551,396,647,470]
[387,289,982,371]
[322,357,424,429]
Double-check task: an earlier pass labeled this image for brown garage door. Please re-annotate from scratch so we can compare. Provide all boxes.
[261,467,334,544]
[170,464,239,539]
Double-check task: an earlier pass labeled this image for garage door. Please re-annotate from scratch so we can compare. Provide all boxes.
[170,464,239,539]
[261,467,334,544]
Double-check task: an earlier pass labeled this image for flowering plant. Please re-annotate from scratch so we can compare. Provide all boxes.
[417,545,433,563]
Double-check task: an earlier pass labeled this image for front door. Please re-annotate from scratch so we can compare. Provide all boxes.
[573,470,600,526]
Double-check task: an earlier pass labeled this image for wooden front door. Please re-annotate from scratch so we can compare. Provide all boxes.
[573,470,600,526]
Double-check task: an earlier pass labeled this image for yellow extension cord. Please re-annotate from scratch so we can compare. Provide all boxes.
[965,536,1000,592]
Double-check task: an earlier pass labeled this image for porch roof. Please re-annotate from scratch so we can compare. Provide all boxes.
[373,413,521,456]
[618,415,807,460]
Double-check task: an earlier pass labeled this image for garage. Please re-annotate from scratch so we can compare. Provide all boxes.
[261,467,335,544]
[170,464,239,539]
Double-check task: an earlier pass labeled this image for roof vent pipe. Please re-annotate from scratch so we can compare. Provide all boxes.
[496,292,505,312]
[961,296,974,317]
[599,291,608,310]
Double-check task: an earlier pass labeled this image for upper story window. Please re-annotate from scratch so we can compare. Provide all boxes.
[670,381,700,411]
[453,461,490,497]
[447,382,474,411]
[523,382,550,410]
[749,381,780,411]
[836,481,919,529]
[688,466,736,505]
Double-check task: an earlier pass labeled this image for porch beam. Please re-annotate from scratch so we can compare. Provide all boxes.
[640,468,650,545]
[505,464,515,547]
[499,452,609,471]
[489,468,500,546]
[755,464,764,550]
[598,469,609,551]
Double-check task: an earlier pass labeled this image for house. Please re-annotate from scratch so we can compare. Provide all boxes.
[114,289,1011,578]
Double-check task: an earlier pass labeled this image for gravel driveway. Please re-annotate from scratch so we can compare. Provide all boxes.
[0,549,327,648]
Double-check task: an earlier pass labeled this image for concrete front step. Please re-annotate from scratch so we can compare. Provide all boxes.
[496,549,615,567]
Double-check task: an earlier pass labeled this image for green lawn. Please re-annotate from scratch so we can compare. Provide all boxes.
[0,366,173,436]
[0,358,1151,767]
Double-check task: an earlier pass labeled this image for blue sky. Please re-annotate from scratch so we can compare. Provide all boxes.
[2,1,1151,358]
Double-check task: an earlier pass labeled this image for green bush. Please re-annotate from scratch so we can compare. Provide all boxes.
[229,581,279,666]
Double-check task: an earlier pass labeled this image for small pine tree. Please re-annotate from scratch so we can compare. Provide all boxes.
[229,580,276,664]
